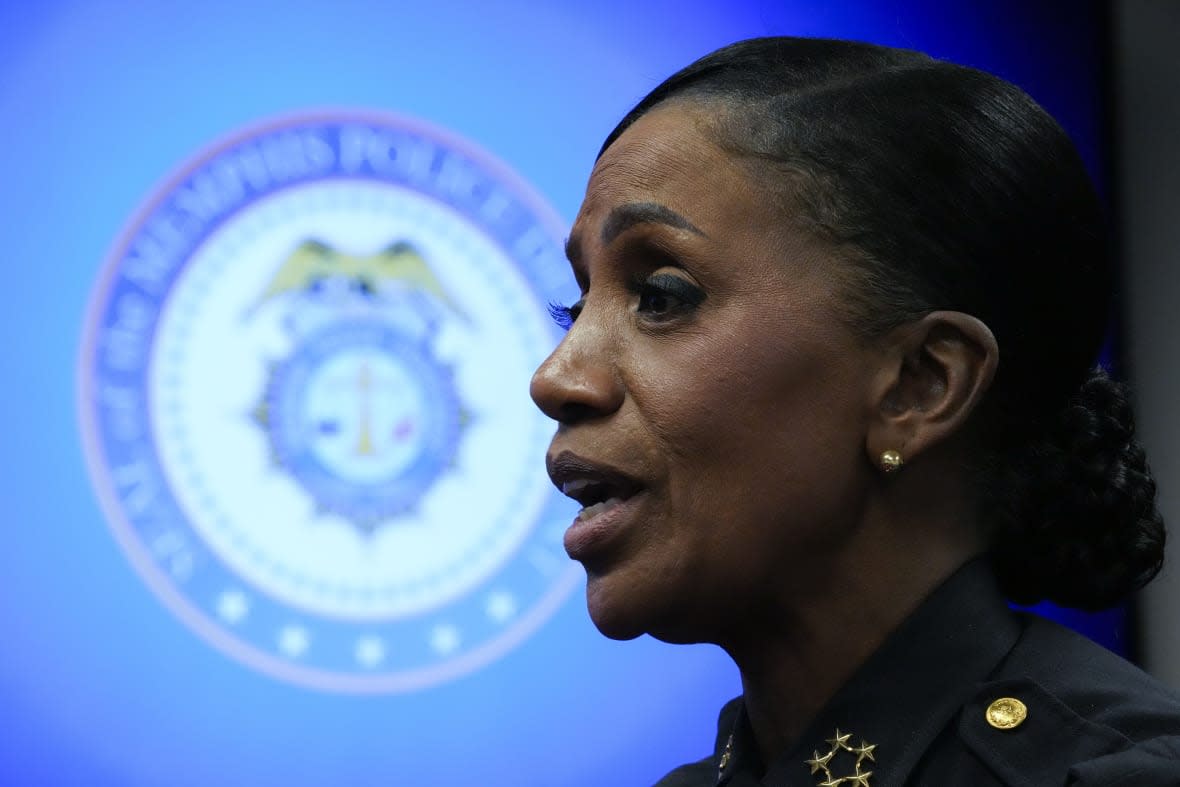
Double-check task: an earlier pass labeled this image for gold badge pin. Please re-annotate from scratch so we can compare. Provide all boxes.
[804,728,876,786]
[985,697,1028,730]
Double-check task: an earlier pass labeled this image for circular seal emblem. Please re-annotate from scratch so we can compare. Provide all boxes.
[78,111,579,692]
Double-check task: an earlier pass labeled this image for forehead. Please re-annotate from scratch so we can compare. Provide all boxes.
[578,104,763,231]
[572,104,857,318]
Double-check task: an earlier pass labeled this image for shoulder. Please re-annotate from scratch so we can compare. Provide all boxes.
[954,612,1180,785]
[999,613,1180,737]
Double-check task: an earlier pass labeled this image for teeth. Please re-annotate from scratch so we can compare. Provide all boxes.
[562,479,592,498]
[577,497,623,520]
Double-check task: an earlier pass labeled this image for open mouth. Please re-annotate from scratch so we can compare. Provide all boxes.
[562,479,632,520]
[546,451,643,518]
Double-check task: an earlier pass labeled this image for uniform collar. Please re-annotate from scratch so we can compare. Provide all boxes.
[714,560,1021,787]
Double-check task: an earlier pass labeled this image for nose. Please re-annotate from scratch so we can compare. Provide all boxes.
[530,317,624,425]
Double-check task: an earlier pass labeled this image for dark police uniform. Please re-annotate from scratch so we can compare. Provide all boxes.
[656,561,1180,786]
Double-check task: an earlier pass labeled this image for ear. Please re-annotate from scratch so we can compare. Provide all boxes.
[866,311,998,469]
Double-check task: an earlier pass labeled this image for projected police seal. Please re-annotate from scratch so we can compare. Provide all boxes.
[78,112,580,692]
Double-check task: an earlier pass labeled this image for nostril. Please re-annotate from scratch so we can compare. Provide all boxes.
[556,401,604,426]
[530,367,608,425]
[531,369,623,425]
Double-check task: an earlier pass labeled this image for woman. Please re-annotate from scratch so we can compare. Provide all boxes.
[530,37,1180,785]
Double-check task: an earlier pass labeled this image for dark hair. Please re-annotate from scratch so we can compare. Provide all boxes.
[601,37,1164,610]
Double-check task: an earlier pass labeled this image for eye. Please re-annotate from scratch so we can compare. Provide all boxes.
[548,298,584,331]
[634,272,706,320]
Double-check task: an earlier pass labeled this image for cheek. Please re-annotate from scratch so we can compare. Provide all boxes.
[652,332,847,453]
[651,334,867,522]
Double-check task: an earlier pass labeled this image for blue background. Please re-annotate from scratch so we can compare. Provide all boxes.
[0,1,1116,785]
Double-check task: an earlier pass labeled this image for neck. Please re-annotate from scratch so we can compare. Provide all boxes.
[722,520,982,767]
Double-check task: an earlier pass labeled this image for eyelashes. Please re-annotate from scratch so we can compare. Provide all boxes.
[548,300,582,331]
[547,273,706,332]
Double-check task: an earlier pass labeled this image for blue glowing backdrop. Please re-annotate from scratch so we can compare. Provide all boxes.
[0,2,1113,784]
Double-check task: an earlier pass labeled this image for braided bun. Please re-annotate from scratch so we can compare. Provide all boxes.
[986,368,1165,610]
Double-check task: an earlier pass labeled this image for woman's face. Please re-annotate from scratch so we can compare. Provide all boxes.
[530,104,884,644]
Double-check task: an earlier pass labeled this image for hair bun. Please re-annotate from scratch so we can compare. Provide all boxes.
[987,368,1165,610]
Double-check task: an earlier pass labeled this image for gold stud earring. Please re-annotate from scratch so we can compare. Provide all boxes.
[880,449,904,473]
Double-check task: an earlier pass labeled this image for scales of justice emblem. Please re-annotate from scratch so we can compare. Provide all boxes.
[79,111,581,692]
[250,238,467,532]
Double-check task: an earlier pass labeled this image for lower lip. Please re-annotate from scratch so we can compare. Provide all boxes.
[563,493,643,561]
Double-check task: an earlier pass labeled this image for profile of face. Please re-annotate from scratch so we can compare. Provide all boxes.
[529,104,888,645]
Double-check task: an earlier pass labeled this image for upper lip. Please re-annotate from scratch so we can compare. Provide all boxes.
[546,450,644,507]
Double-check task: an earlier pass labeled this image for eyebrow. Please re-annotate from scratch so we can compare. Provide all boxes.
[564,201,706,269]
[601,201,706,244]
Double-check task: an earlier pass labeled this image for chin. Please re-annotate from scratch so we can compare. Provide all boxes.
[585,581,647,641]
[583,573,707,644]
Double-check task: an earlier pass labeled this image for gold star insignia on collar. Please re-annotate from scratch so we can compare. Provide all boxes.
[805,728,877,786]
[852,741,876,764]
[845,771,873,787]
[805,748,835,774]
